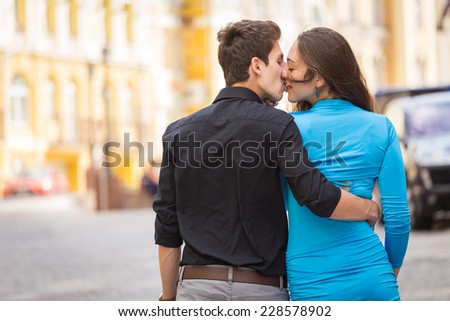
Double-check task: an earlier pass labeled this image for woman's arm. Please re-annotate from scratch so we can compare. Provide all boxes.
[377,118,411,270]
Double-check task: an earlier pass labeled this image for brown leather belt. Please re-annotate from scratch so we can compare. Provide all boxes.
[181,266,287,288]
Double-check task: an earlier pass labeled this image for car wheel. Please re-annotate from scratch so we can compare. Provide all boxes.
[408,186,434,230]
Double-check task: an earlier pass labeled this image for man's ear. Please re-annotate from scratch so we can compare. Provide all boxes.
[250,57,262,76]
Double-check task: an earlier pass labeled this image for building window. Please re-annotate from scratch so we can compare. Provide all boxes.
[373,57,384,90]
[119,87,133,125]
[312,5,322,26]
[104,0,112,42]
[103,85,112,139]
[417,58,426,86]
[374,0,383,26]
[438,0,450,30]
[63,81,78,144]
[124,4,134,43]
[414,0,423,29]
[69,0,78,36]
[43,80,56,118]
[10,75,30,128]
[47,0,56,33]
[254,0,265,18]
[349,0,357,23]
[15,0,26,32]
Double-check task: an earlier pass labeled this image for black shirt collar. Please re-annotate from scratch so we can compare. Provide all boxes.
[213,87,262,104]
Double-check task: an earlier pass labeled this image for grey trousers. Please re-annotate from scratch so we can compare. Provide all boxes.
[176,266,289,301]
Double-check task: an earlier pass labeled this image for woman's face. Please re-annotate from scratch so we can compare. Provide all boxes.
[284,40,317,104]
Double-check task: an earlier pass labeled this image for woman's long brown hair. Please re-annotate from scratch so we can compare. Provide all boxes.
[293,27,374,112]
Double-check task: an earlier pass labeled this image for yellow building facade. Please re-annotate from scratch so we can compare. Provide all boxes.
[0,0,164,204]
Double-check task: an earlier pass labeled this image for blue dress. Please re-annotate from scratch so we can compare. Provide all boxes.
[285,99,411,301]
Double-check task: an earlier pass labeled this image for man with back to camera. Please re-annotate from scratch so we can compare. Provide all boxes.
[154,19,380,301]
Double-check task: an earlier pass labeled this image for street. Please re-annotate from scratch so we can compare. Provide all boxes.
[0,195,160,300]
[0,195,449,301]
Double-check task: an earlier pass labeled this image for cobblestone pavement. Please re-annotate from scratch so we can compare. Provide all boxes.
[388,219,450,300]
[0,195,160,300]
[0,195,449,301]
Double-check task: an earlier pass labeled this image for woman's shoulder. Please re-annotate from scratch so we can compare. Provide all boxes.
[289,110,313,118]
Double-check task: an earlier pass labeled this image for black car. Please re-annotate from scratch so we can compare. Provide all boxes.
[383,91,450,229]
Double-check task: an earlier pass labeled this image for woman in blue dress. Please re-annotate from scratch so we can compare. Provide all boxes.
[283,27,411,300]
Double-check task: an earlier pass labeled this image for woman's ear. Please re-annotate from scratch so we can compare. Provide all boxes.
[250,57,262,76]
[316,74,325,88]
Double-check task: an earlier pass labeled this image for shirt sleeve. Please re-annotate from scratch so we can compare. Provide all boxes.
[279,171,289,210]
[378,118,411,268]
[153,136,183,248]
[278,120,341,217]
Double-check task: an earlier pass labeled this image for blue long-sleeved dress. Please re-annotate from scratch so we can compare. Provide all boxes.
[285,99,411,301]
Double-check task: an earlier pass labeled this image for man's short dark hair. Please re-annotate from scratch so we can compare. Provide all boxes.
[217,20,281,86]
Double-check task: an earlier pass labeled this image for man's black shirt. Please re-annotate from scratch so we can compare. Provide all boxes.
[154,87,341,276]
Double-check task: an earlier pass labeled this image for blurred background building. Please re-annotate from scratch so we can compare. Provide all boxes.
[1,0,450,209]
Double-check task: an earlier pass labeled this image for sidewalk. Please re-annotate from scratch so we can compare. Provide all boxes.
[0,194,87,215]
[0,193,154,217]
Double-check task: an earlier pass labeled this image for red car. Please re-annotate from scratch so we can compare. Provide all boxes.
[3,166,69,197]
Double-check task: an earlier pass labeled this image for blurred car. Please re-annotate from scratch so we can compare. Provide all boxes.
[375,85,450,114]
[384,91,450,229]
[3,166,69,197]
